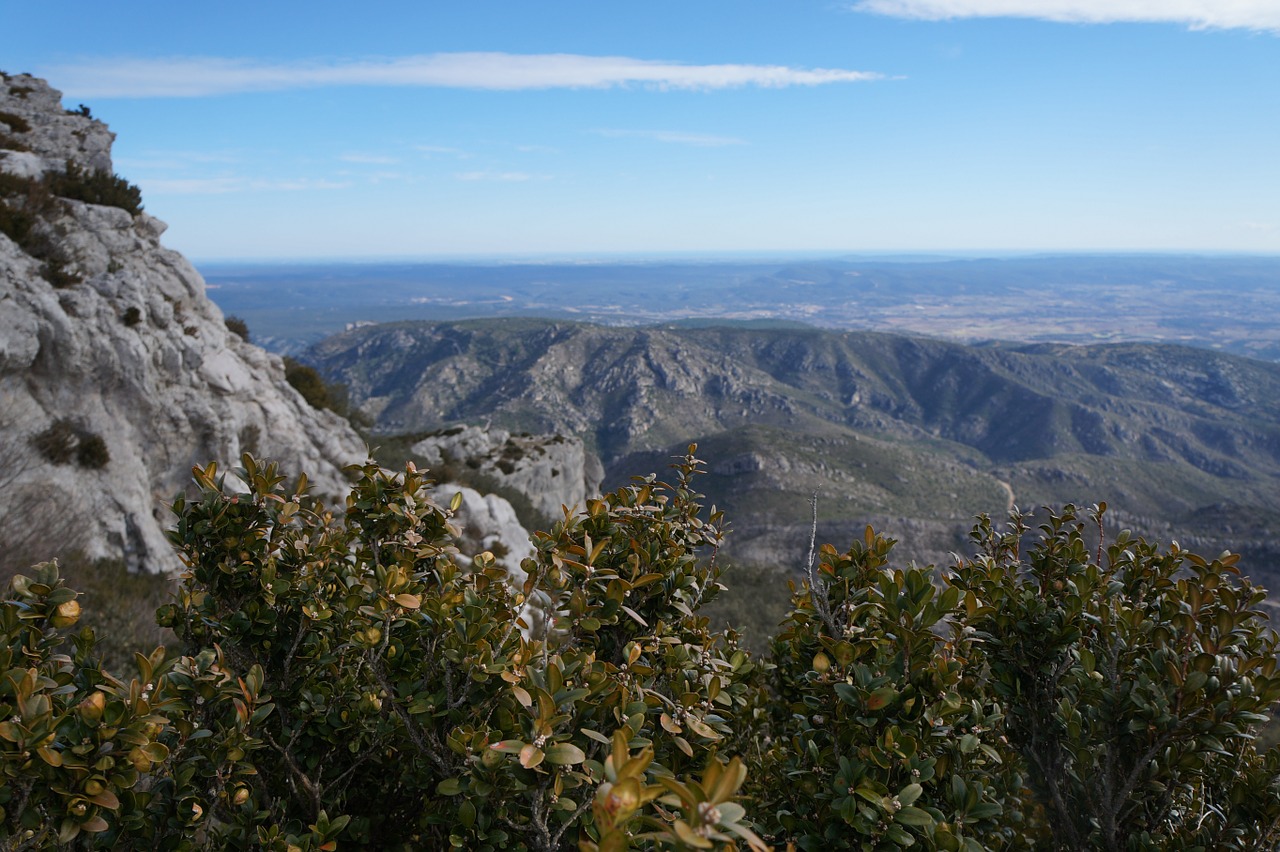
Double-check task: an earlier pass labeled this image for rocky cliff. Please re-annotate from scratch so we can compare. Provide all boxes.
[0,74,368,573]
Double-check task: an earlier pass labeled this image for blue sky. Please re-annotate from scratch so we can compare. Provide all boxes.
[4,1,1279,259]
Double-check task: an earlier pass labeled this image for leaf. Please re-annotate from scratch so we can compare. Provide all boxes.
[866,687,898,711]
[621,605,648,627]
[686,716,722,740]
[834,683,859,706]
[512,686,532,707]
[519,744,545,769]
[88,789,120,809]
[581,727,612,745]
[395,594,421,609]
[895,806,935,826]
[544,742,586,765]
[898,783,923,807]
[437,778,462,795]
[489,739,527,754]
[81,815,110,833]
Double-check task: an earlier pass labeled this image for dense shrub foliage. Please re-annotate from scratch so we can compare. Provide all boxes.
[29,419,110,470]
[45,161,143,217]
[224,316,250,343]
[3,451,1279,849]
[281,357,370,430]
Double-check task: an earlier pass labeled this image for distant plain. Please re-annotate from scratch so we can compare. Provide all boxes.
[201,254,1280,361]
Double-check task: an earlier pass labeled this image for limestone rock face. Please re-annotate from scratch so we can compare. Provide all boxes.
[427,484,533,578]
[0,74,366,573]
[0,75,114,176]
[411,425,605,520]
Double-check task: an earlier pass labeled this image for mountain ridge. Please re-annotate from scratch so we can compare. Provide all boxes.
[306,317,1280,581]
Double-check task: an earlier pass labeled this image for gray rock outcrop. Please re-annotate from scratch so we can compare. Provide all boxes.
[0,73,367,573]
[428,483,533,578]
[411,425,604,520]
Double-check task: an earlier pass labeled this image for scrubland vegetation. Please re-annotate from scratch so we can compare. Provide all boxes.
[3,450,1279,850]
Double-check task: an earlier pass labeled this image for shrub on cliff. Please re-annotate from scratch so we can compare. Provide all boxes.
[3,453,1279,849]
[281,357,333,411]
[45,161,143,216]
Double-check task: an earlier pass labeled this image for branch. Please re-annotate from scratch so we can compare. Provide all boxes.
[803,491,839,638]
[264,729,323,820]
[369,658,451,774]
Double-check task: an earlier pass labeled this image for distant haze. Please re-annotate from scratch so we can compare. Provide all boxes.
[201,254,1280,363]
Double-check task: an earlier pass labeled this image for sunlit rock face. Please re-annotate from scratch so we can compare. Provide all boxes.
[0,74,366,572]
[412,424,604,520]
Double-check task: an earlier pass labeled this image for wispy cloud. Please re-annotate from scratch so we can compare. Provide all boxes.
[454,171,547,182]
[141,176,351,195]
[339,153,399,165]
[851,0,1280,32]
[115,150,241,171]
[594,129,747,147]
[44,53,884,98]
[416,145,470,158]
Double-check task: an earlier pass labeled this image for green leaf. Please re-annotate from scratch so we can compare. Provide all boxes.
[834,683,859,706]
[895,806,934,826]
[544,743,586,765]
[867,687,898,711]
[489,739,527,754]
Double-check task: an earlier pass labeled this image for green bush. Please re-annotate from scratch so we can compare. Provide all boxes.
[224,316,249,342]
[45,160,143,216]
[0,110,31,133]
[950,506,1280,849]
[31,419,76,464]
[30,420,110,469]
[282,357,371,430]
[0,173,85,287]
[759,528,1028,849]
[282,356,333,411]
[3,453,1279,849]
[75,433,110,470]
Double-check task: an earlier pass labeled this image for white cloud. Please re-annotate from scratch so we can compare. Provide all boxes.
[142,176,350,195]
[594,129,747,147]
[416,145,469,158]
[43,53,883,98]
[454,171,546,182]
[851,0,1280,32]
[339,153,399,165]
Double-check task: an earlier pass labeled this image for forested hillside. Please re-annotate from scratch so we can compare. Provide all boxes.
[307,318,1280,589]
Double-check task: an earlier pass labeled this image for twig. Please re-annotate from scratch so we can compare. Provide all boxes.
[804,491,840,637]
[804,491,819,590]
